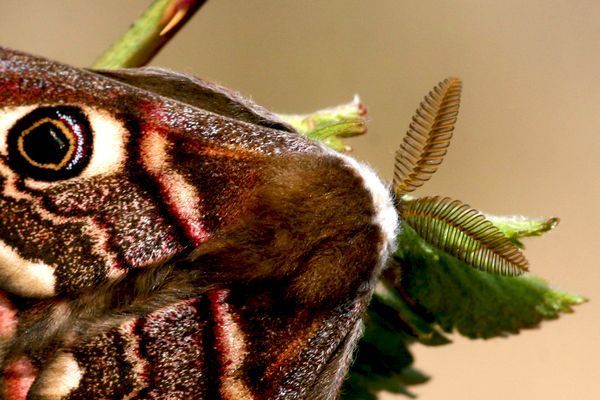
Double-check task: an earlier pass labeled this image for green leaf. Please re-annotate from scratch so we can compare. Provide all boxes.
[374,284,449,346]
[342,286,435,399]
[487,215,560,248]
[394,221,586,339]
[346,215,584,399]
[343,368,429,399]
[277,97,367,152]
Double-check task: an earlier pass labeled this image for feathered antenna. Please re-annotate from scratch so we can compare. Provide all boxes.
[402,196,529,275]
[393,78,462,197]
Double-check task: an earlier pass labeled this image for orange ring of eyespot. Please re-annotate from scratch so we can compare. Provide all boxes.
[16,117,77,171]
[7,106,93,182]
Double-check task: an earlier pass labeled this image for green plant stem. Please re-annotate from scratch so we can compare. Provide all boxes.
[92,0,366,153]
[93,0,207,69]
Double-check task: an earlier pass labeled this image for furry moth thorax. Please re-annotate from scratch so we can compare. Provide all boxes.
[0,47,401,400]
[0,47,398,306]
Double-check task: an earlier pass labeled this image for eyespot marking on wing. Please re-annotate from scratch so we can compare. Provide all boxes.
[0,105,128,189]
[7,106,93,181]
[0,106,37,156]
[80,106,128,178]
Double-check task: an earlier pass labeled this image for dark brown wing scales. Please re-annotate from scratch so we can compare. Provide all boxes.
[225,289,368,400]
[42,174,186,275]
[15,288,365,400]
[0,174,109,296]
[0,46,321,297]
[82,300,212,400]
[24,298,215,400]
[96,68,295,132]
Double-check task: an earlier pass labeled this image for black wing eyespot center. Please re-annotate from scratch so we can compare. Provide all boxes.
[7,106,93,181]
[19,118,74,168]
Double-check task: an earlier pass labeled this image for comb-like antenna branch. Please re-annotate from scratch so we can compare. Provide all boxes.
[401,196,529,276]
[393,78,462,196]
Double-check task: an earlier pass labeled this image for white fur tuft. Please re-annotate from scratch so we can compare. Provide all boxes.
[336,153,399,261]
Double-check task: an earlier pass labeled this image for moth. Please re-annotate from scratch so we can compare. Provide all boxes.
[0,47,400,399]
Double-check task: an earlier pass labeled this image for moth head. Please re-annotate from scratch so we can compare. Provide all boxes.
[188,151,399,306]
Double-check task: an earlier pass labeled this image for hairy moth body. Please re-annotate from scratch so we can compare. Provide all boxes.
[0,48,397,400]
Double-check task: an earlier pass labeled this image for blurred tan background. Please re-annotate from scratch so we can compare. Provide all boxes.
[0,1,598,399]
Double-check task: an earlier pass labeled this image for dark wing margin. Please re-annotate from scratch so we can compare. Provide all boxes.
[94,67,296,132]
[229,289,370,400]
[19,289,368,400]
[306,318,364,400]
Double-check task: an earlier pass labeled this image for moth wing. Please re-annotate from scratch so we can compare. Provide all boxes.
[220,289,368,400]
[23,289,366,400]
[95,67,295,132]
[0,47,392,400]
[23,297,213,400]
[0,47,316,298]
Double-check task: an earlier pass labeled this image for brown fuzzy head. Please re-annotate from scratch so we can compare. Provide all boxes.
[191,153,397,305]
